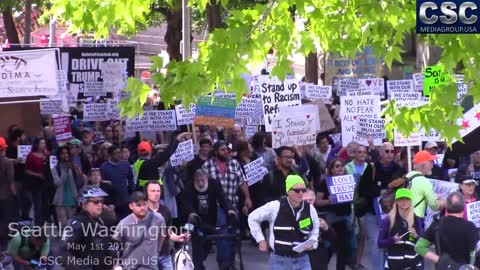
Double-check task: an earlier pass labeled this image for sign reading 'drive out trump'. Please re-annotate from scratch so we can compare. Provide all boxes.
[326,175,357,204]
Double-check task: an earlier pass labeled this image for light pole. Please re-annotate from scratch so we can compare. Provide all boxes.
[181,0,191,60]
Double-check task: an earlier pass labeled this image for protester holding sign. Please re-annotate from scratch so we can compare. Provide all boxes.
[459,179,478,220]
[314,159,355,270]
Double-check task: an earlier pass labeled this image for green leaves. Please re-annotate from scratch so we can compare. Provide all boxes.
[118,78,152,118]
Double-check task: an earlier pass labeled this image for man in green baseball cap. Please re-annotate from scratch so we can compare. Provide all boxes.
[248,175,319,270]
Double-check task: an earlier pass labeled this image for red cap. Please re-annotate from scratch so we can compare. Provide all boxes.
[138,141,152,154]
[0,137,7,150]
[413,150,436,165]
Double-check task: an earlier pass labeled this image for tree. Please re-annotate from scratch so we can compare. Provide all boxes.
[48,0,478,144]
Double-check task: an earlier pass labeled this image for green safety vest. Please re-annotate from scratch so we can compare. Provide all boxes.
[134,159,163,187]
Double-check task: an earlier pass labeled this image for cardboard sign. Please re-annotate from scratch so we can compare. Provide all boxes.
[17,145,32,160]
[244,157,269,186]
[337,78,358,97]
[356,117,386,139]
[101,61,127,92]
[246,125,257,139]
[169,140,194,167]
[340,95,381,146]
[305,84,332,103]
[358,78,385,98]
[260,77,302,131]
[326,175,356,204]
[412,73,424,92]
[387,80,414,98]
[271,113,317,148]
[467,201,480,228]
[0,49,59,97]
[195,96,237,128]
[315,100,336,133]
[175,104,196,126]
[83,103,109,122]
[394,130,421,147]
[53,115,73,142]
[40,99,64,115]
[424,65,448,96]
[235,97,262,119]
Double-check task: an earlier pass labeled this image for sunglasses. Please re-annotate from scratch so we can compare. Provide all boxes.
[334,164,343,168]
[291,188,307,193]
[384,150,394,153]
[88,199,104,205]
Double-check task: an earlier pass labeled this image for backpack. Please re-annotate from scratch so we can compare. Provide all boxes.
[174,245,194,270]
[378,172,423,214]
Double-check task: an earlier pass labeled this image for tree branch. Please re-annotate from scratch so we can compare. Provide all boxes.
[245,0,276,42]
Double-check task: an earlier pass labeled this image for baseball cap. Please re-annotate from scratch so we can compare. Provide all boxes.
[138,141,152,154]
[93,133,106,145]
[68,138,82,146]
[462,179,478,186]
[285,175,306,193]
[424,141,438,149]
[0,137,7,150]
[395,188,413,200]
[413,150,436,165]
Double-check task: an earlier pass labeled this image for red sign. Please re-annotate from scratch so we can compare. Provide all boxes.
[53,116,73,142]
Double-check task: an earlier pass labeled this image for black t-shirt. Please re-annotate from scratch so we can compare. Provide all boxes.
[152,205,172,256]
[423,216,479,264]
[315,179,351,217]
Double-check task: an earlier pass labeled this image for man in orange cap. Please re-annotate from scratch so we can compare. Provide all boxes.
[405,150,445,224]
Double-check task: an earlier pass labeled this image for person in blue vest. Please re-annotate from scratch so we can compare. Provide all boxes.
[248,175,320,270]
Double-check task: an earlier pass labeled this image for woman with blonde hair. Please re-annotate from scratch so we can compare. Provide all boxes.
[378,188,424,270]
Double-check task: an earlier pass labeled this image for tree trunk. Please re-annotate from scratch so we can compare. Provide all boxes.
[24,0,33,45]
[206,2,223,32]
[164,9,183,61]
[2,7,20,45]
[305,52,318,84]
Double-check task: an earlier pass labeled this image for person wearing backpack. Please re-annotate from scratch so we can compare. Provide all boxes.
[415,192,479,269]
[408,151,446,224]
[7,226,50,270]
[378,188,423,270]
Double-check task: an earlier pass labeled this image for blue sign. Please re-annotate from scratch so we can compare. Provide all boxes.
[326,175,357,204]
[416,0,480,34]
[195,96,237,118]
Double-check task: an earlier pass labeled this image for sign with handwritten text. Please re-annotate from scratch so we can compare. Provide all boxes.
[271,112,317,148]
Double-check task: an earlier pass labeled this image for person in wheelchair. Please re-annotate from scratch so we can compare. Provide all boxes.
[7,222,49,270]
[182,169,237,270]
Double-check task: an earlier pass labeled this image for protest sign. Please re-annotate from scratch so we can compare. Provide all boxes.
[279,104,320,133]
[387,80,414,98]
[175,104,196,126]
[246,117,265,126]
[305,85,332,103]
[125,115,150,133]
[69,84,80,106]
[454,102,480,141]
[246,125,257,139]
[101,61,127,92]
[260,77,302,131]
[421,128,443,142]
[169,140,194,167]
[340,95,382,146]
[271,111,317,148]
[467,201,480,228]
[337,78,358,97]
[83,103,109,122]
[424,179,459,229]
[424,65,448,96]
[358,78,385,98]
[390,91,421,102]
[53,115,73,142]
[394,130,421,147]
[84,81,106,96]
[356,117,385,139]
[40,99,64,115]
[235,97,262,119]
[244,157,269,186]
[457,83,469,100]
[17,145,32,160]
[326,175,356,204]
[195,96,237,127]
[412,73,424,92]
[315,100,336,133]
[107,99,121,120]
[0,49,59,98]
[148,110,177,131]
[50,156,58,169]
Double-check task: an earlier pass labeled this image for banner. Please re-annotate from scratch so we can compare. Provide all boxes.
[169,140,194,167]
[244,157,269,186]
[466,201,480,228]
[195,96,237,127]
[340,95,381,146]
[40,99,64,115]
[326,175,356,204]
[0,49,59,98]
[17,145,32,160]
[260,77,302,131]
[175,104,196,126]
[272,111,317,148]
[83,103,109,122]
[53,115,73,142]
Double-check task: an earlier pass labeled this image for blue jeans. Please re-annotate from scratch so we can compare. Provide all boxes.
[215,208,234,268]
[359,213,384,270]
[158,255,173,270]
[268,254,311,270]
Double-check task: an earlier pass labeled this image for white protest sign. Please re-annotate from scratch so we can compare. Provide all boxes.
[420,128,443,142]
[49,156,58,169]
[84,81,106,96]
[83,103,109,122]
[246,117,265,126]
[387,80,414,98]
[358,78,385,98]
[390,91,421,102]
[467,201,480,228]
[125,115,149,133]
[326,175,356,204]
[47,70,69,113]
[69,84,80,106]
[18,145,32,160]
[457,83,469,100]
[0,49,59,97]
[337,78,358,97]
[246,125,257,139]
[340,95,381,147]
[101,61,127,92]
[260,77,301,131]
[454,74,464,83]
[175,104,196,126]
[40,99,64,115]
[424,179,459,229]
[279,104,320,133]
[356,117,386,139]
[107,99,121,120]
[146,110,177,131]
[271,113,317,148]
[305,85,332,103]
[394,130,422,147]
[412,73,424,92]
[235,97,262,119]
[244,157,269,186]
[169,140,194,167]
